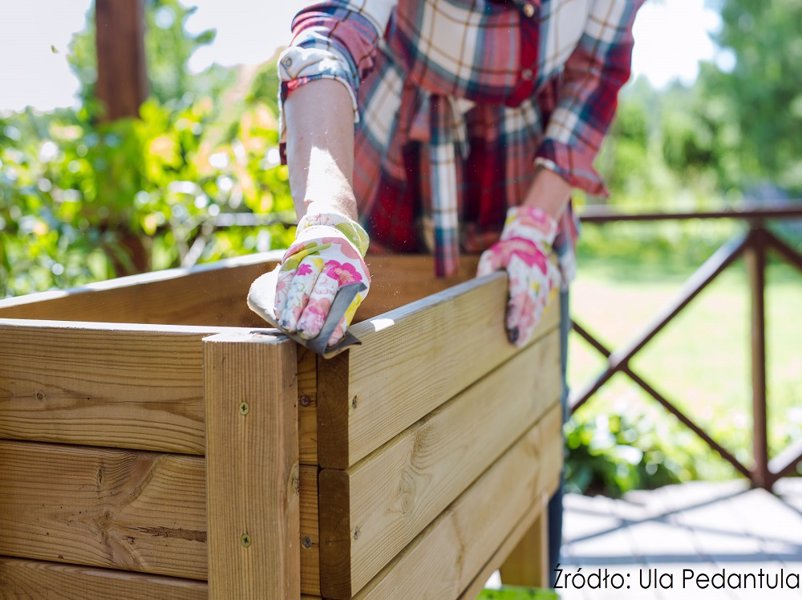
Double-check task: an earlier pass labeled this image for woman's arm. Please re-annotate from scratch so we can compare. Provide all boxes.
[284,79,358,221]
[522,166,573,220]
[278,1,395,220]
[254,2,395,347]
[532,0,643,201]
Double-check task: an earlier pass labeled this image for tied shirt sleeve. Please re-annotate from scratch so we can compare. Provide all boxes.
[534,0,643,196]
[277,1,395,146]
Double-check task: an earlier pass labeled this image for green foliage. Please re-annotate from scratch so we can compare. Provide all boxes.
[67,0,231,117]
[0,79,292,297]
[146,0,217,103]
[247,58,280,116]
[659,79,743,193]
[599,0,802,197]
[0,0,292,297]
[565,412,700,498]
[709,0,802,190]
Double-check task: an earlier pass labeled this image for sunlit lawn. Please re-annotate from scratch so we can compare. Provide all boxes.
[568,255,802,480]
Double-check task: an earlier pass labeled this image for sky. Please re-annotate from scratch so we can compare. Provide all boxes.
[0,0,729,112]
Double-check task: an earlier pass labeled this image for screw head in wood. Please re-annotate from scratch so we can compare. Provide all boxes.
[302,536,313,549]
[239,402,250,415]
[241,533,252,547]
[299,394,312,407]
[351,396,358,410]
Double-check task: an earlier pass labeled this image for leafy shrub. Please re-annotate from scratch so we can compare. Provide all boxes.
[0,89,293,297]
[565,412,701,498]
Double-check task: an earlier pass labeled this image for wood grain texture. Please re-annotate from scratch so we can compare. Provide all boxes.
[0,441,207,579]
[0,253,465,326]
[499,513,550,588]
[204,332,300,600]
[317,468,351,598]
[319,330,562,598]
[0,320,239,455]
[318,272,561,469]
[0,557,208,600]
[457,504,550,600]
[298,348,318,465]
[300,465,321,596]
[0,252,282,326]
[353,403,564,600]
[355,255,480,319]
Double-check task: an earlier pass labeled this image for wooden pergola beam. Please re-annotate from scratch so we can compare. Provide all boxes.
[95,0,148,121]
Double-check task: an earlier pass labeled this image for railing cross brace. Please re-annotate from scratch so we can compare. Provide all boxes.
[569,218,802,491]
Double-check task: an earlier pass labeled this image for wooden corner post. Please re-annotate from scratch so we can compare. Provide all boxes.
[204,332,300,599]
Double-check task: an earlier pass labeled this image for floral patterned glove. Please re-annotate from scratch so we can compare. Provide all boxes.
[477,205,561,347]
[274,212,370,348]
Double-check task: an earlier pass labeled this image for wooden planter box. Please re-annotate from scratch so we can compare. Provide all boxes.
[0,252,562,599]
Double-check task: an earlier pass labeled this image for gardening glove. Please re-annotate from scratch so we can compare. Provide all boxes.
[272,211,370,348]
[477,205,561,347]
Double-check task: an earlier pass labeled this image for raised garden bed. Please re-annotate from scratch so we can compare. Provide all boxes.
[0,252,562,599]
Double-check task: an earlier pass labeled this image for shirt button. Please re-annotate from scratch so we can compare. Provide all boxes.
[523,3,535,18]
[522,68,534,81]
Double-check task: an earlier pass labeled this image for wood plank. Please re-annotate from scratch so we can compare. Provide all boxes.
[353,403,563,600]
[355,254,480,319]
[0,252,282,326]
[318,272,561,468]
[457,506,546,600]
[0,320,242,455]
[204,332,300,600]
[0,252,464,326]
[300,465,321,596]
[499,513,550,588]
[0,441,207,580]
[298,349,321,593]
[298,347,318,465]
[0,557,207,600]
[319,330,562,598]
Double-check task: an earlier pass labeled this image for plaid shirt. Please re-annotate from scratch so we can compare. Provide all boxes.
[278,0,642,277]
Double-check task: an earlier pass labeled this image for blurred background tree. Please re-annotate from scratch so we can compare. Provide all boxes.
[0,0,290,296]
[68,0,234,111]
[709,0,802,191]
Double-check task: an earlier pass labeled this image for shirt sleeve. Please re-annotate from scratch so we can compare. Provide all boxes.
[534,0,643,196]
[277,1,395,145]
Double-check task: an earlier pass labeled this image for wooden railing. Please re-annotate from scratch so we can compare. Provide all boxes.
[570,204,802,490]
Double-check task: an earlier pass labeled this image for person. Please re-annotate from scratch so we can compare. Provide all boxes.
[258,0,642,582]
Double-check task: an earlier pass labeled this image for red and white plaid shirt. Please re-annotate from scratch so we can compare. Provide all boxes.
[278,0,642,278]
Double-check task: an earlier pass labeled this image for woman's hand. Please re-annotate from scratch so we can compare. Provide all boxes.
[477,205,560,347]
[272,212,370,348]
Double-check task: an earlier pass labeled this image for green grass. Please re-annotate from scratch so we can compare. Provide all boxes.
[568,256,802,480]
